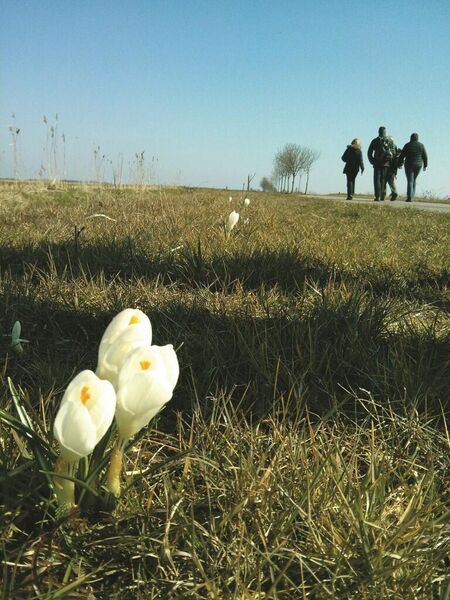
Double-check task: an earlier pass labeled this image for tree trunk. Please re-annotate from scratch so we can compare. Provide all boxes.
[304,170,310,194]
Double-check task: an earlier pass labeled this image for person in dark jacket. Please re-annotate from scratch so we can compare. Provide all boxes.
[399,133,428,202]
[367,126,393,201]
[341,138,364,199]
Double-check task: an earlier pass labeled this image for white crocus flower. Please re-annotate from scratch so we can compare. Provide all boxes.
[244,197,250,207]
[53,370,116,508]
[54,370,116,461]
[115,344,179,439]
[229,196,233,202]
[225,210,239,236]
[96,308,152,389]
[107,344,179,496]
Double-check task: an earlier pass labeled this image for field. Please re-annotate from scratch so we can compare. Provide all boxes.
[0,182,449,599]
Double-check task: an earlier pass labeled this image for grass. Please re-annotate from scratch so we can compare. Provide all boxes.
[0,181,449,598]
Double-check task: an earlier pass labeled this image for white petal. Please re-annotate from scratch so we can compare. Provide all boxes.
[115,404,165,440]
[54,401,97,462]
[97,309,152,377]
[115,371,173,439]
[85,379,117,442]
[97,329,151,389]
[116,345,164,388]
[117,370,173,414]
[154,344,180,389]
[101,309,152,347]
[60,370,100,406]
[56,370,116,454]
[226,211,239,231]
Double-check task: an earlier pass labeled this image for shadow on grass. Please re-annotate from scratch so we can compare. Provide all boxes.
[1,291,448,419]
[1,241,449,309]
[0,289,447,582]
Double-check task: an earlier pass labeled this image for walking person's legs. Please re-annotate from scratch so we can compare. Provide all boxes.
[387,169,398,200]
[347,175,355,199]
[411,166,421,200]
[405,167,413,201]
[346,175,352,199]
[380,166,388,200]
[373,168,381,201]
[405,167,421,201]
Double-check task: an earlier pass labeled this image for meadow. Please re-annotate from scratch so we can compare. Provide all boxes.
[0,181,449,599]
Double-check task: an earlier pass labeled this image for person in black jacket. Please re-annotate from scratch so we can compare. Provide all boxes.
[399,133,428,202]
[367,126,394,201]
[341,138,364,199]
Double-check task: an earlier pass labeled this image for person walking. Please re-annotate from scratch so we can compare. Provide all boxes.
[341,138,364,199]
[385,136,402,201]
[399,133,428,202]
[367,126,393,201]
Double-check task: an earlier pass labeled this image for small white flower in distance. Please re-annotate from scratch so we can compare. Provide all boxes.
[115,344,179,441]
[225,210,239,233]
[244,198,250,207]
[229,196,233,202]
[54,370,116,463]
[96,308,152,389]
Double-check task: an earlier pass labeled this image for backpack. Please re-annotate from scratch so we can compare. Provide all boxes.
[375,138,393,166]
[381,139,393,162]
[394,147,403,168]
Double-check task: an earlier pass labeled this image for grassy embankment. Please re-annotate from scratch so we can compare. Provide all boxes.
[0,182,449,598]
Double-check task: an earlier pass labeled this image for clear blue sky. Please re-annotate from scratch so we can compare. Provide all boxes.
[1,0,449,195]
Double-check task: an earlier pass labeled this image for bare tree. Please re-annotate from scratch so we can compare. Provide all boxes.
[302,148,320,194]
[9,125,20,181]
[273,144,305,192]
[246,172,256,192]
[274,149,290,192]
[273,151,284,191]
[272,144,320,194]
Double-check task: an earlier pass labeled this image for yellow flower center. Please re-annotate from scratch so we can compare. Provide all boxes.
[129,314,140,325]
[80,385,91,405]
[140,360,151,370]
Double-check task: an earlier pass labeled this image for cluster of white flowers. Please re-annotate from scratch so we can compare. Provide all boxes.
[224,198,251,238]
[53,308,179,505]
[228,195,251,204]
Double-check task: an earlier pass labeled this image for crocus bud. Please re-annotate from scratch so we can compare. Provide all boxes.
[244,198,250,207]
[54,370,116,463]
[96,308,152,389]
[114,344,179,441]
[10,321,24,355]
[225,211,239,234]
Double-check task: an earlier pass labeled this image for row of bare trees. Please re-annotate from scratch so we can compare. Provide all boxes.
[261,143,320,194]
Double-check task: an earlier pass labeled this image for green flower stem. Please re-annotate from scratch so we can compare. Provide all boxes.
[107,439,127,497]
[54,457,75,509]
